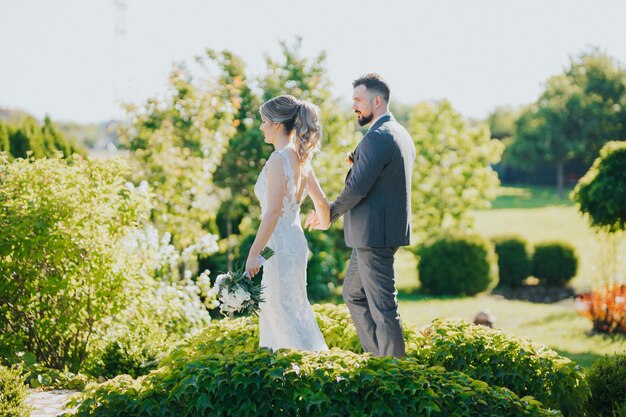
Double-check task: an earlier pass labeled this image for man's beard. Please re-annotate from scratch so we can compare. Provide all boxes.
[357,111,373,126]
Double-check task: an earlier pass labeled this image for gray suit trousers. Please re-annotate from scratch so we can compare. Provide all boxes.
[342,247,405,358]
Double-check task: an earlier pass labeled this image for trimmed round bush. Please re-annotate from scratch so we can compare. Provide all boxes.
[0,365,30,417]
[418,233,498,295]
[493,235,531,288]
[69,304,588,416]
[572,141,626,232]
[586,354,626,417]
[531,241,578,287]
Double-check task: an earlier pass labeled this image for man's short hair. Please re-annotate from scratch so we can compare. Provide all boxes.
[353,73,390,102]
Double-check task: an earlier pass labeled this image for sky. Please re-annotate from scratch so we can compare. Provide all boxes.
[1,0,626,124]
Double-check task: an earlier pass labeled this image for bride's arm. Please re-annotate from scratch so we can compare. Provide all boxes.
[306,168,330,230]
[245,154,285,277]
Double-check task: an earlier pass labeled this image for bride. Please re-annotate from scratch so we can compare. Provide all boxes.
[245,95,329,352]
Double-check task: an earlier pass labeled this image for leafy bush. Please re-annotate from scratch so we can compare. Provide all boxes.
[418,233,498,295]
[71,304,585,416]
[9,352,90,390]
[493,235,531,287]
[409,319,589,417]
[305,227,349,302]
[586,354,626,417]
[0,154,149,371]
[0,365,30,417]
[572,141,626,232]
[577,283,626,334]
[531,242,578,287]
[71,349,558,417]
[81,328,169,380]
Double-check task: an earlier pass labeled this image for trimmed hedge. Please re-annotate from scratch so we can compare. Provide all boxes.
[586,354,626,417]
[418,233,498,295]
[531,241,578,287]
[0,365,30,417]
[70,304,588,416]
[493,235,531,287]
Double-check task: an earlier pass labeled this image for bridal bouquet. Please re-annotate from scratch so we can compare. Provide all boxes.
[215,246,274,316]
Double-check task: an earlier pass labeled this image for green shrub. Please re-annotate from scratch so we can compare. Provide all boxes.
[531,241,578,287]
[586,354,626,417]
[0,154,149,371]
[418,233,498,295]
[0,365,30,417]
[572,141,626,232]
[8,352,90,390]
[305,227,348,302]
[493,235,531,287]
[81,328,169,380]
[71,349,558,417]
[613,401,626,417]
[73,304,584,416]
[409,319,589,417]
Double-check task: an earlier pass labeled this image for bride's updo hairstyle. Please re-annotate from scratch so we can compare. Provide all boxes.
[260,95,322,165]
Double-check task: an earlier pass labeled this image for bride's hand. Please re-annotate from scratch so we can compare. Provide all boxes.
[305,212,320,231]
[245,253,262,278]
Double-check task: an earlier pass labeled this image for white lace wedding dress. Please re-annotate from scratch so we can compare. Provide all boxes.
[253,148,328,352]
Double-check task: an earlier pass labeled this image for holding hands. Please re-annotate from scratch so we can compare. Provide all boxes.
[305,211,328,231]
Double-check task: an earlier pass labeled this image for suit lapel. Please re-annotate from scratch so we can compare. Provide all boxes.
[345,115,393,183]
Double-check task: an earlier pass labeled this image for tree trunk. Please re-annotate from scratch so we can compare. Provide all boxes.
[226,210,233,271]
[556,161,564,199]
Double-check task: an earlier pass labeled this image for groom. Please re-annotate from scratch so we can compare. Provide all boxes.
[307,73,415,358]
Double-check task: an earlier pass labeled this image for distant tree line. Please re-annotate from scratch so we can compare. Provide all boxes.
[0,115,85,159]
[487,48,626,197]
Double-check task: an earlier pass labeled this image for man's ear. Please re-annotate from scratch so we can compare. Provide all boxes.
[374,96,382,109]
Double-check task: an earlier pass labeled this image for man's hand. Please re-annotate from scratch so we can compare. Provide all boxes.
[304,211,321,231]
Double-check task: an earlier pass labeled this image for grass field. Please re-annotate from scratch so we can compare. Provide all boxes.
[388,186,626,369]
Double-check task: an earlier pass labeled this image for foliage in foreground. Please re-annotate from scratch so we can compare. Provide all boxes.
[70,349,558,417]
[0,154,149,371]
[0,365,30,417]
[585,354,626,417]
[70,304,587,416]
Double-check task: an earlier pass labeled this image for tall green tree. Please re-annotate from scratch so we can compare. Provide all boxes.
[118,61,237,249]
[408,100,503,244]
[1,116,84,159]
[507,50,626,197]
[486,105,522,140]
[0,121,9,153]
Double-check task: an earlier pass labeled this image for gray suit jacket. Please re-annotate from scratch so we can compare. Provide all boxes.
[330,114,416,248]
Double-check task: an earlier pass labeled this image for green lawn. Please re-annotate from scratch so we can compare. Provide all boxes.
[387,186,626,369]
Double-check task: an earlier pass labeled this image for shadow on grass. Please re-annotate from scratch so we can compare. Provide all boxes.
[396,287,467,302]
[489,186,575,210]
[553,349,604,369]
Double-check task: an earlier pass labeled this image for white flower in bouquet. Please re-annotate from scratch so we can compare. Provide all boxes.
[215,246,274,316]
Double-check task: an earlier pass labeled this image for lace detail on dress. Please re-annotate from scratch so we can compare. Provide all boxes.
[253,147,327,352]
